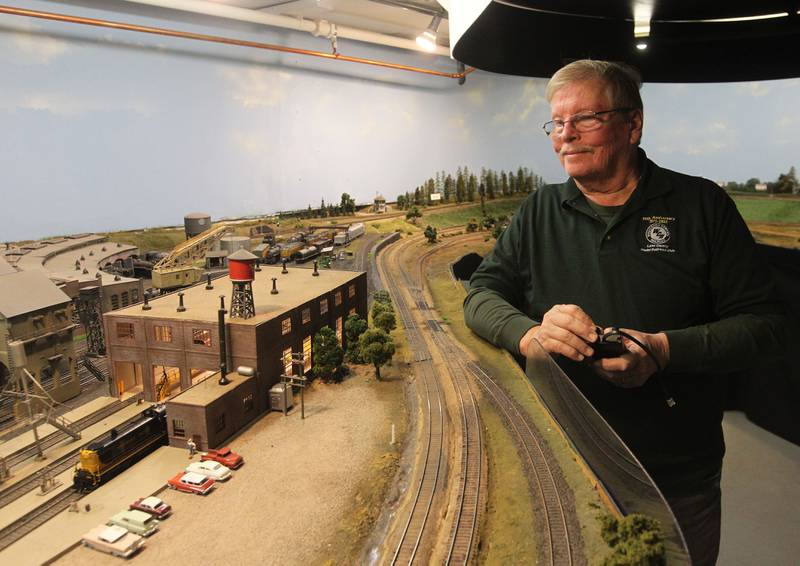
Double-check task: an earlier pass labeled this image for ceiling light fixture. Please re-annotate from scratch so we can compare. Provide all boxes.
[416,15,442,52]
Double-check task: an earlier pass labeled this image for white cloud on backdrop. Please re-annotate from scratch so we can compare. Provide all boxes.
[3,20,68,65]
[222,67,292,108]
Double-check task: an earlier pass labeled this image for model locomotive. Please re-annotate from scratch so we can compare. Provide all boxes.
[73,404,167,492]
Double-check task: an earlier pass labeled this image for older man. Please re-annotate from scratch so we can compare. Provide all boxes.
[464,60,786,565]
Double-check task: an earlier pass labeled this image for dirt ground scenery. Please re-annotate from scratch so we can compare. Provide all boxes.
[54,365,407,566]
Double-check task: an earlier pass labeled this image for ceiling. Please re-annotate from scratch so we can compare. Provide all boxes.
[207,0,450,46]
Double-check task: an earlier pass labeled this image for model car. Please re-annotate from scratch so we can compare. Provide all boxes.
[82,524,145,558]
[167,471,215,495]
[186,460,232,481]
[200,446,244,469]
[107,509,159,537]
[130,496,172,519]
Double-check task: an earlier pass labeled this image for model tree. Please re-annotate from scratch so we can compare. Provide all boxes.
[312,326,344,382]
[372,290,392,305]
[599,513,665,566]
[372,303,397,334]
[424,225,438,244]
[359,329,395,380]
[406,206,422,224]
[344,313,368,362]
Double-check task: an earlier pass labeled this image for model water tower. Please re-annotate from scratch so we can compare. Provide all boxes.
[227,249,258,319]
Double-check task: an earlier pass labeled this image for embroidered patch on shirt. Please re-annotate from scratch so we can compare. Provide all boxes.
[640,216,677,253]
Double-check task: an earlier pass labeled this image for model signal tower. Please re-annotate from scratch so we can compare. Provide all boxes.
[227,249,257,319]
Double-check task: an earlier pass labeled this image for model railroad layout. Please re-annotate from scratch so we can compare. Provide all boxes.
[378,229,584,565]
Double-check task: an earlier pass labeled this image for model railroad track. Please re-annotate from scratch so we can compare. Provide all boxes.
[3,396,137,471]
[0,450,79,510]
[381,233,485,566]
[0,487,82,551]
[415,232,579,565]
[426,321,483,565]
[382,242,445,565]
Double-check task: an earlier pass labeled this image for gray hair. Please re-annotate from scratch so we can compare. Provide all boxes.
[545,60,643,110]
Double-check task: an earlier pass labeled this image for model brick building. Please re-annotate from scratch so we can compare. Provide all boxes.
[103,264,367,448]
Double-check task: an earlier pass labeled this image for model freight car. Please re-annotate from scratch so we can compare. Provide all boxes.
[73,404,167,492]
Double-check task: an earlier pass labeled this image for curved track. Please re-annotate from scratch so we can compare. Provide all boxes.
[379,239,447,566]
[413,231,580,566]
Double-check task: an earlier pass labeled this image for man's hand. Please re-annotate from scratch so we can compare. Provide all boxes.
[519,304,598,360]
[592,329,670,388]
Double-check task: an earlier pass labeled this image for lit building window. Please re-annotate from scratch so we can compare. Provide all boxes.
[335,291,342,306]
[349,284,355,298]
[117,322,135,339]
[335,317,343,344]
[154,325,173,343]
[320,298,328,315]
[302,308,311,324]
[193,329,212,347]
[281,318,292,335]
[283,347,293,376]
[303,335,312,373]
[349,308,356,317]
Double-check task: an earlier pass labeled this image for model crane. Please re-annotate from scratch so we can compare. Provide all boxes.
[151,224,232,292]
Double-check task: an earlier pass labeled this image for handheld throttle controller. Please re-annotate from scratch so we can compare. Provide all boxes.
[589,326,627,359]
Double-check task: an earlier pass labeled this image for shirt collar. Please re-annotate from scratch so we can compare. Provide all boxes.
[558,149,673,209]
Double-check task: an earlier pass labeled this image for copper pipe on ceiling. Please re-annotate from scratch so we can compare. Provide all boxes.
[0,4,474,80]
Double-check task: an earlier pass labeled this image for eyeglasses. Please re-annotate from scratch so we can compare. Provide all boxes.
[542,108,634,136]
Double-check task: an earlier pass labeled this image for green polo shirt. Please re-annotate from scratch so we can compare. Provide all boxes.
[464,152,786,493]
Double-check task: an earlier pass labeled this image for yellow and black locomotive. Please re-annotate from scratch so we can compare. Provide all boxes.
[73,404,167,492]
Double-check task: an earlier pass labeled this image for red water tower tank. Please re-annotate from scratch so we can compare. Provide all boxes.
[227,249,257,281]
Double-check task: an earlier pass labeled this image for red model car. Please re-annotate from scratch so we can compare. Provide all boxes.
[167,472,215,495]
[130,496,172,519]
[200,447,244,469]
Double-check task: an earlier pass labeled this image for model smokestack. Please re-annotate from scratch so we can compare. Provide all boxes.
[312,260,319,277]
[218,294,230,385]
[205,274,213,290]
[271,277,278,295]
[282,259,288,274]
[177,292,186,312]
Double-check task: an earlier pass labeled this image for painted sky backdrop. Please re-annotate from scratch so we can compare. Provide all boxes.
[2,1,799,241]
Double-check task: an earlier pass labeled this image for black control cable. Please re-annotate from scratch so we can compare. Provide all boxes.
[606,327,677,408]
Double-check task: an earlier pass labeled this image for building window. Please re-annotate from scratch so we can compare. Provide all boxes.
[121,292,130,307]
[154,325,173,343]
[335,291,342,306]
[117,322,135,339]
[349,308,356,317]
[215,414,226,433]
[111,295,120,310]
[302,308,311,324]
[281,318,291,336]
[320,298,328,315]
[283,347,293,376]
[335,317,343,344]
[173,419,185,437]
[132,289,139,302]
[243,394,254,412]
[303,336,312,374]
[193,329,212,347]
[349,284,355,298]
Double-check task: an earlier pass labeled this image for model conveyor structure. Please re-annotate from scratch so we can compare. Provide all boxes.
[524,342,692,564]
[151,224,232,291]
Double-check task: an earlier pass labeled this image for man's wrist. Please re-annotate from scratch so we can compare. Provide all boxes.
[519,325,540,357]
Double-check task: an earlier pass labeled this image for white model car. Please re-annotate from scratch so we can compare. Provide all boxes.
[185,460,232,481]
[82,524,145,558]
